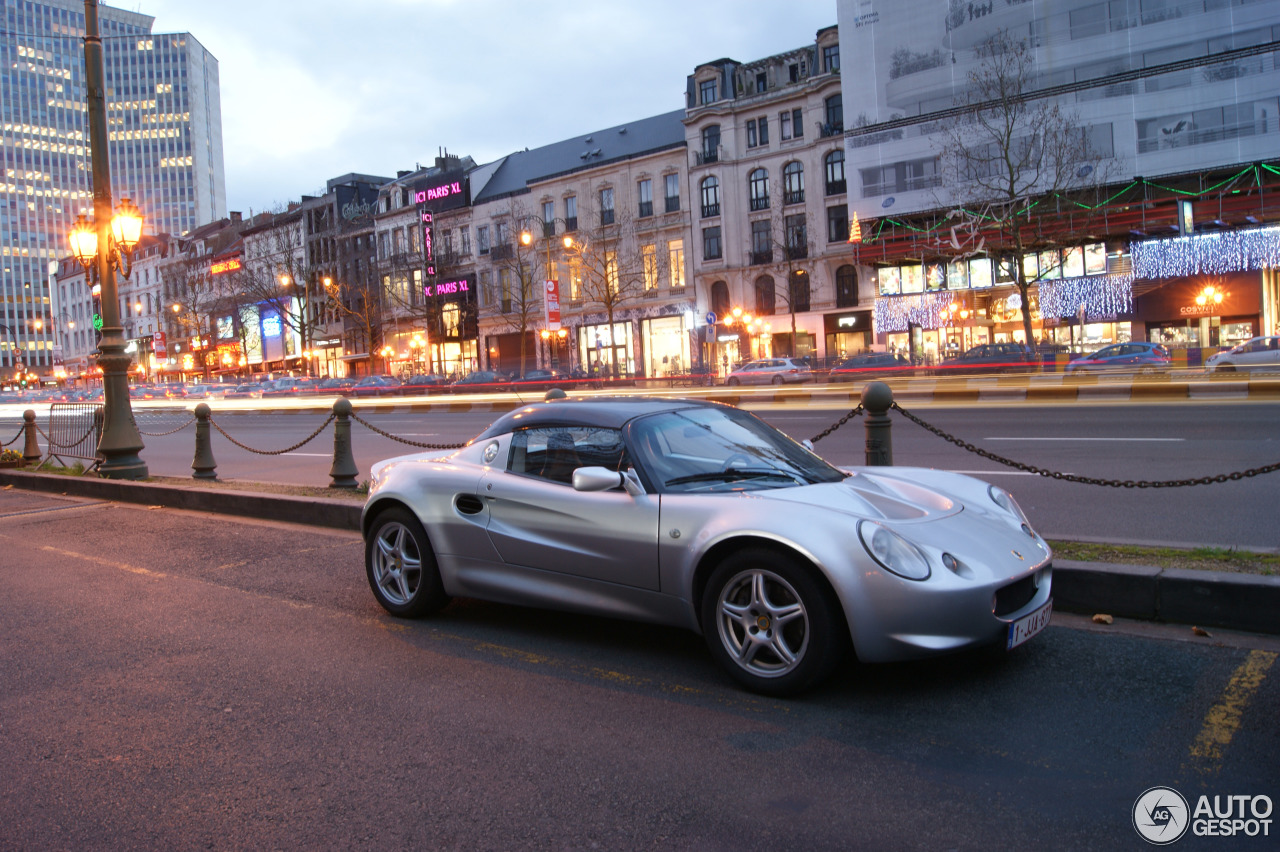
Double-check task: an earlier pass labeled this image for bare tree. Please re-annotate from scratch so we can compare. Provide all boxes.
[750,180,818,357]
[934,28,1114,346]
[325,275,388,374]
[486,202,543,378]
[239,219,323,374]
[563,191,646,377]
[163,254,230,380]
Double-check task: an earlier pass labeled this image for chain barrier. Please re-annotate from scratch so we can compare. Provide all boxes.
[138,416,197,437]
[809,403,865,445]
[348,411,468,450]
[2,424,22,447]
[208,413,336,456]
[891,401,1280,488]
[34,422,98,450]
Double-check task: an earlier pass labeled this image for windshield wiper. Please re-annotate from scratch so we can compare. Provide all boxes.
[665,469,797,486]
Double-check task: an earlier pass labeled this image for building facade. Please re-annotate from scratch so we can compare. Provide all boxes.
[3,0,226,381]
[835,0,1280,361]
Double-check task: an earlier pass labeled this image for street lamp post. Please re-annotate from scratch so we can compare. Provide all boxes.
[67,0,147,479]
[519,218,575,372]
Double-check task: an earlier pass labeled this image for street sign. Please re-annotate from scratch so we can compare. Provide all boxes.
[705,312,717,325]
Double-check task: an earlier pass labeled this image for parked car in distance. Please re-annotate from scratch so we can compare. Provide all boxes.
[724,357,813,386]
[1204,335,1280,373]
[938,343,1036,375]
[400,374,451,395]
[361,397,1053,696]
[450,370,509,393]
[185,384,228,400]
[826,351,912,382]
[351,375,403,398]
[223,383,263,399]
[508,370,567,392]
[317,376,357,395]
[1065,341,1171,374]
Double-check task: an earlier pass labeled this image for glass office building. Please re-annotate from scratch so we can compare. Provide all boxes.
[1,0,225,377]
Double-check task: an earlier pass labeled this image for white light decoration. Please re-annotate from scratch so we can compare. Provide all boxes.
[1131,226,1280,279]
[1039,274,1134,319]
[873,291,955,332]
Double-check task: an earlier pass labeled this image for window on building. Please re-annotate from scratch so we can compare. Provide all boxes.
[699,78,717,104]
[667,240,685,288]
[460,228,471,256]
[755,72,767,93]
[747,119,758,148]
[789,63,801,83]
[792,108,804,138]
[751,220,772,265]
[599,187,615,226]
[701,124,720,163]
[824,44,840,73]
[836,265,858,307]
[477,225,490,255]
[495,221,509,247]
[783,161,805,205]
[859,157,941,197]
[542,200,555,233]
[569,257,583,300]
[700,176,721,218]
[825,150,846,195]
[758,115,768,145]
[827,205,849,244]
[711,280,730,318]
[784,213,807,260]
[664,174,681,212]
[605,251,619,294]
[824,95,843,134]
[788,271,811,313]
[749,168,770,211]
[637,179,653,218]
[642,244,658,290]
[565,195,577,230]
[702,226,722,261]
[498,268,511,312]
[781,110,791,140]
[755,275,776,316]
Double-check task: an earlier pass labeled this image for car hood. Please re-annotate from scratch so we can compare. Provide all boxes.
[756,471,961,522]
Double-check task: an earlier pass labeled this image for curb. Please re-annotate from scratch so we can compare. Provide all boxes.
[1051,560,1279,635]
[2,469,1275,636]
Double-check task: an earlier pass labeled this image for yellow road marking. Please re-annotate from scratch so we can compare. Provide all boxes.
[1190,649,1277,772]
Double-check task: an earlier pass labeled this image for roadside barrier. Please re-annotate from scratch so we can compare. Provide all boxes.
[34,403,103,473]
[15,380,1280,489]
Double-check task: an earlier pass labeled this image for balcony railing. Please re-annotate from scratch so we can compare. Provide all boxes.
[664,197,680,213]
[638,200,653,218]
[489,243,514,260]
[784,190,805,205]
[701,203,720,218]
[750,249,774,265]
[785,245,808,261]
[825,179,847,196]
[750,197,770,212]
[696,149,719,165]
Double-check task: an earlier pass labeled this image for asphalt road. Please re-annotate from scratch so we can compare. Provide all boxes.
[0,489,1276,850]
[7,396,1275,551]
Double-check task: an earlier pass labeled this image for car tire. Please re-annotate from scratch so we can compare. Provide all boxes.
[365,507,450,618]
[701,548,846,696]
[771,375,784,385]
[726,377,740,386]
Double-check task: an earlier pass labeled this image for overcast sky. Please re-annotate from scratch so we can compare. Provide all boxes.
[131,0,837,216]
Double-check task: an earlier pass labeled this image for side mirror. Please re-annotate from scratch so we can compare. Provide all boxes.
[572,466,645,497]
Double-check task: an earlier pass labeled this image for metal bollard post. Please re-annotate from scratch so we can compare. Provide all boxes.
[329,398,359,489]
[191,403,217,480]
[22,409,41,464]
[861,381,894,466]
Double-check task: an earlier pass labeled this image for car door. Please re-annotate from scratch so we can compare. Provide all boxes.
[481,426,660,590]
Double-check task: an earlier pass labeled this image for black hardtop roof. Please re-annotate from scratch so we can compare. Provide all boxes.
[475,396,724,439]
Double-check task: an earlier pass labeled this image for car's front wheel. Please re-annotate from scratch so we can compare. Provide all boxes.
[726,377,740,386]
[365,507,450,617]
[701,548,845,695]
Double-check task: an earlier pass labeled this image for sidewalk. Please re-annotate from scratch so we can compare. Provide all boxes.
[2,467,1276,637]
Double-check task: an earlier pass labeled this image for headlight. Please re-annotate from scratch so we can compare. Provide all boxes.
[859,521,931,581]
[989,485,1038,538]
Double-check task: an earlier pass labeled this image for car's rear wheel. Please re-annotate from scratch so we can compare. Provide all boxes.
[726,377,740,386]
[365,507,450,617]
[701,548,845,696]
[771,375,784,385]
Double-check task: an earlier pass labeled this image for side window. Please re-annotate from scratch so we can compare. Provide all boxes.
[508,427,628,485]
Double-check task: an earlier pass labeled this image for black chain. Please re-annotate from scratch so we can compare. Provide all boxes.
[209,413,335,455]
[891,401,1280,488]
[2,424,22,447]
[349,411,467,450]
[809,403,865,444]
[34,422,98,449]
[138,416,197,437]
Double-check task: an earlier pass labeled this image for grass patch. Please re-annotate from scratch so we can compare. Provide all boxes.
[1048,540,1279,576]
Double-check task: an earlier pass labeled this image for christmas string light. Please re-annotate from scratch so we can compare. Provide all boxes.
[873,291,956,332]
[1131,226,1280,279]
[1038,274,1134,319]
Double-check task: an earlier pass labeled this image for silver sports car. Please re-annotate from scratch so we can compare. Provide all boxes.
[362,397,1053,695]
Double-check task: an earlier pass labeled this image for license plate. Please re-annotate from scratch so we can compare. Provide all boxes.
[1007,599,1053,650]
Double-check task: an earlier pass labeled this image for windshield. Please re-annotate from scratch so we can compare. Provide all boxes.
[627,406,846,493]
